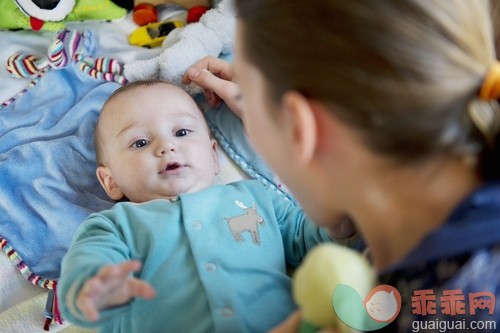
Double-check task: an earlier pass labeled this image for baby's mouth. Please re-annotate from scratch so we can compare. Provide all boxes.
[159,162,184,174]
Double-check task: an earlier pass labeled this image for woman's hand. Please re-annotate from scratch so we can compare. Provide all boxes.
[182,56,244,119]
[75,260,156,321]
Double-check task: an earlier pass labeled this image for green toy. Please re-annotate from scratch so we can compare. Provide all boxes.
[0,0,127,31]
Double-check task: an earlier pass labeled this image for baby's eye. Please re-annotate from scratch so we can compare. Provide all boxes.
[175,129,192,137]
[130,139,149,148]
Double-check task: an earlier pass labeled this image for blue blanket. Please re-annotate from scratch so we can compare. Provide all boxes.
[0,31,119,281]
[0,29,294,284]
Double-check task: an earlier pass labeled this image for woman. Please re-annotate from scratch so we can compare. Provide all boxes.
[184,1,500,331]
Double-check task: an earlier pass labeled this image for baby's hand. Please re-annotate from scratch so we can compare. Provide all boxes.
[76,260,156,321]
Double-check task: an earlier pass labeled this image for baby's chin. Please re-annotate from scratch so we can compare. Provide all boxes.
[123,192,178,203]
[126,178,218,203]
[147,185,215,202]
[170,178,217,195]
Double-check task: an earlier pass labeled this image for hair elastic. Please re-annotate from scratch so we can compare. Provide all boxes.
[479,62,500,100]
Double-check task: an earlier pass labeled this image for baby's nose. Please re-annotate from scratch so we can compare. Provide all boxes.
[156,141,176,155]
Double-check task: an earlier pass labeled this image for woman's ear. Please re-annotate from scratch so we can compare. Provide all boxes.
[96,166,124,200]
[281,91,318,167]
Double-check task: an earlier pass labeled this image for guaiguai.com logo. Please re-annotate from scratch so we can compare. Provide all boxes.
[333,284,402,331]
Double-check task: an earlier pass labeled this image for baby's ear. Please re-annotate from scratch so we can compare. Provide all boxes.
[96,166,124,200]
[211,139,220,175]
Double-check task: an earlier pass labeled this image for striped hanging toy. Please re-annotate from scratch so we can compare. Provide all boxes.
[6,29,127,83]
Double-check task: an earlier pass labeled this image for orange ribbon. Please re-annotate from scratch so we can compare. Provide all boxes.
[479,62,500,100]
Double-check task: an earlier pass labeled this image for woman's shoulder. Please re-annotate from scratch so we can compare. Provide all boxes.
[379,247,500,332]
[445,245,500,292]
[380,245,500,291]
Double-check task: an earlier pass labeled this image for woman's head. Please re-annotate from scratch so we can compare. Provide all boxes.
[234,0,500,179]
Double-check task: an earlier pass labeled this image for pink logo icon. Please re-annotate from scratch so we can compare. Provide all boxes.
[364,285,402,323]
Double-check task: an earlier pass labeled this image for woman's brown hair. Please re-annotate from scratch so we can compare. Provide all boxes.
[235,0,500,179]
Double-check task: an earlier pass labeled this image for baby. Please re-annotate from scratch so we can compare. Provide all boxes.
[58,80,335,333]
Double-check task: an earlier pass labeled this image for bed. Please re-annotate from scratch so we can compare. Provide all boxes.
[0,6,294,333]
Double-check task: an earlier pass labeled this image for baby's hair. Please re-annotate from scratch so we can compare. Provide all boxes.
[94,80,211,166]
[94,80,175,165]
[101,79,170,113]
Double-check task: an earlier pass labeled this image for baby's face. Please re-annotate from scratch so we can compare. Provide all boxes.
[98,83,219,203]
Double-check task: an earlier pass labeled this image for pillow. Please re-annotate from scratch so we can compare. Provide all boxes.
[0,0,127,31]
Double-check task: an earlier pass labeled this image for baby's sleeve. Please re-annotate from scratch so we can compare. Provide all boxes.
[267,190,332,267]
[57,212,132,328]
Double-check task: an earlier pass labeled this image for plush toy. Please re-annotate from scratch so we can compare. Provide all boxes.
[114,0,210,11]
[0,0,127,31]
[135,0,210,8]
[293,243,376,333]
[123,0,235,93]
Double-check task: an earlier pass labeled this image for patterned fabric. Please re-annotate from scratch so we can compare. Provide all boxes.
[0,0,126,31]
[6,54,41,78]
[5,29,126,84]
[2,29,126,112]
[377,182,500,332]
[0,238,56,290]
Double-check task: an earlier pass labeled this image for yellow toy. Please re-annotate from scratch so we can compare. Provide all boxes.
[128,19,185,48]
[293,243,376,333]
